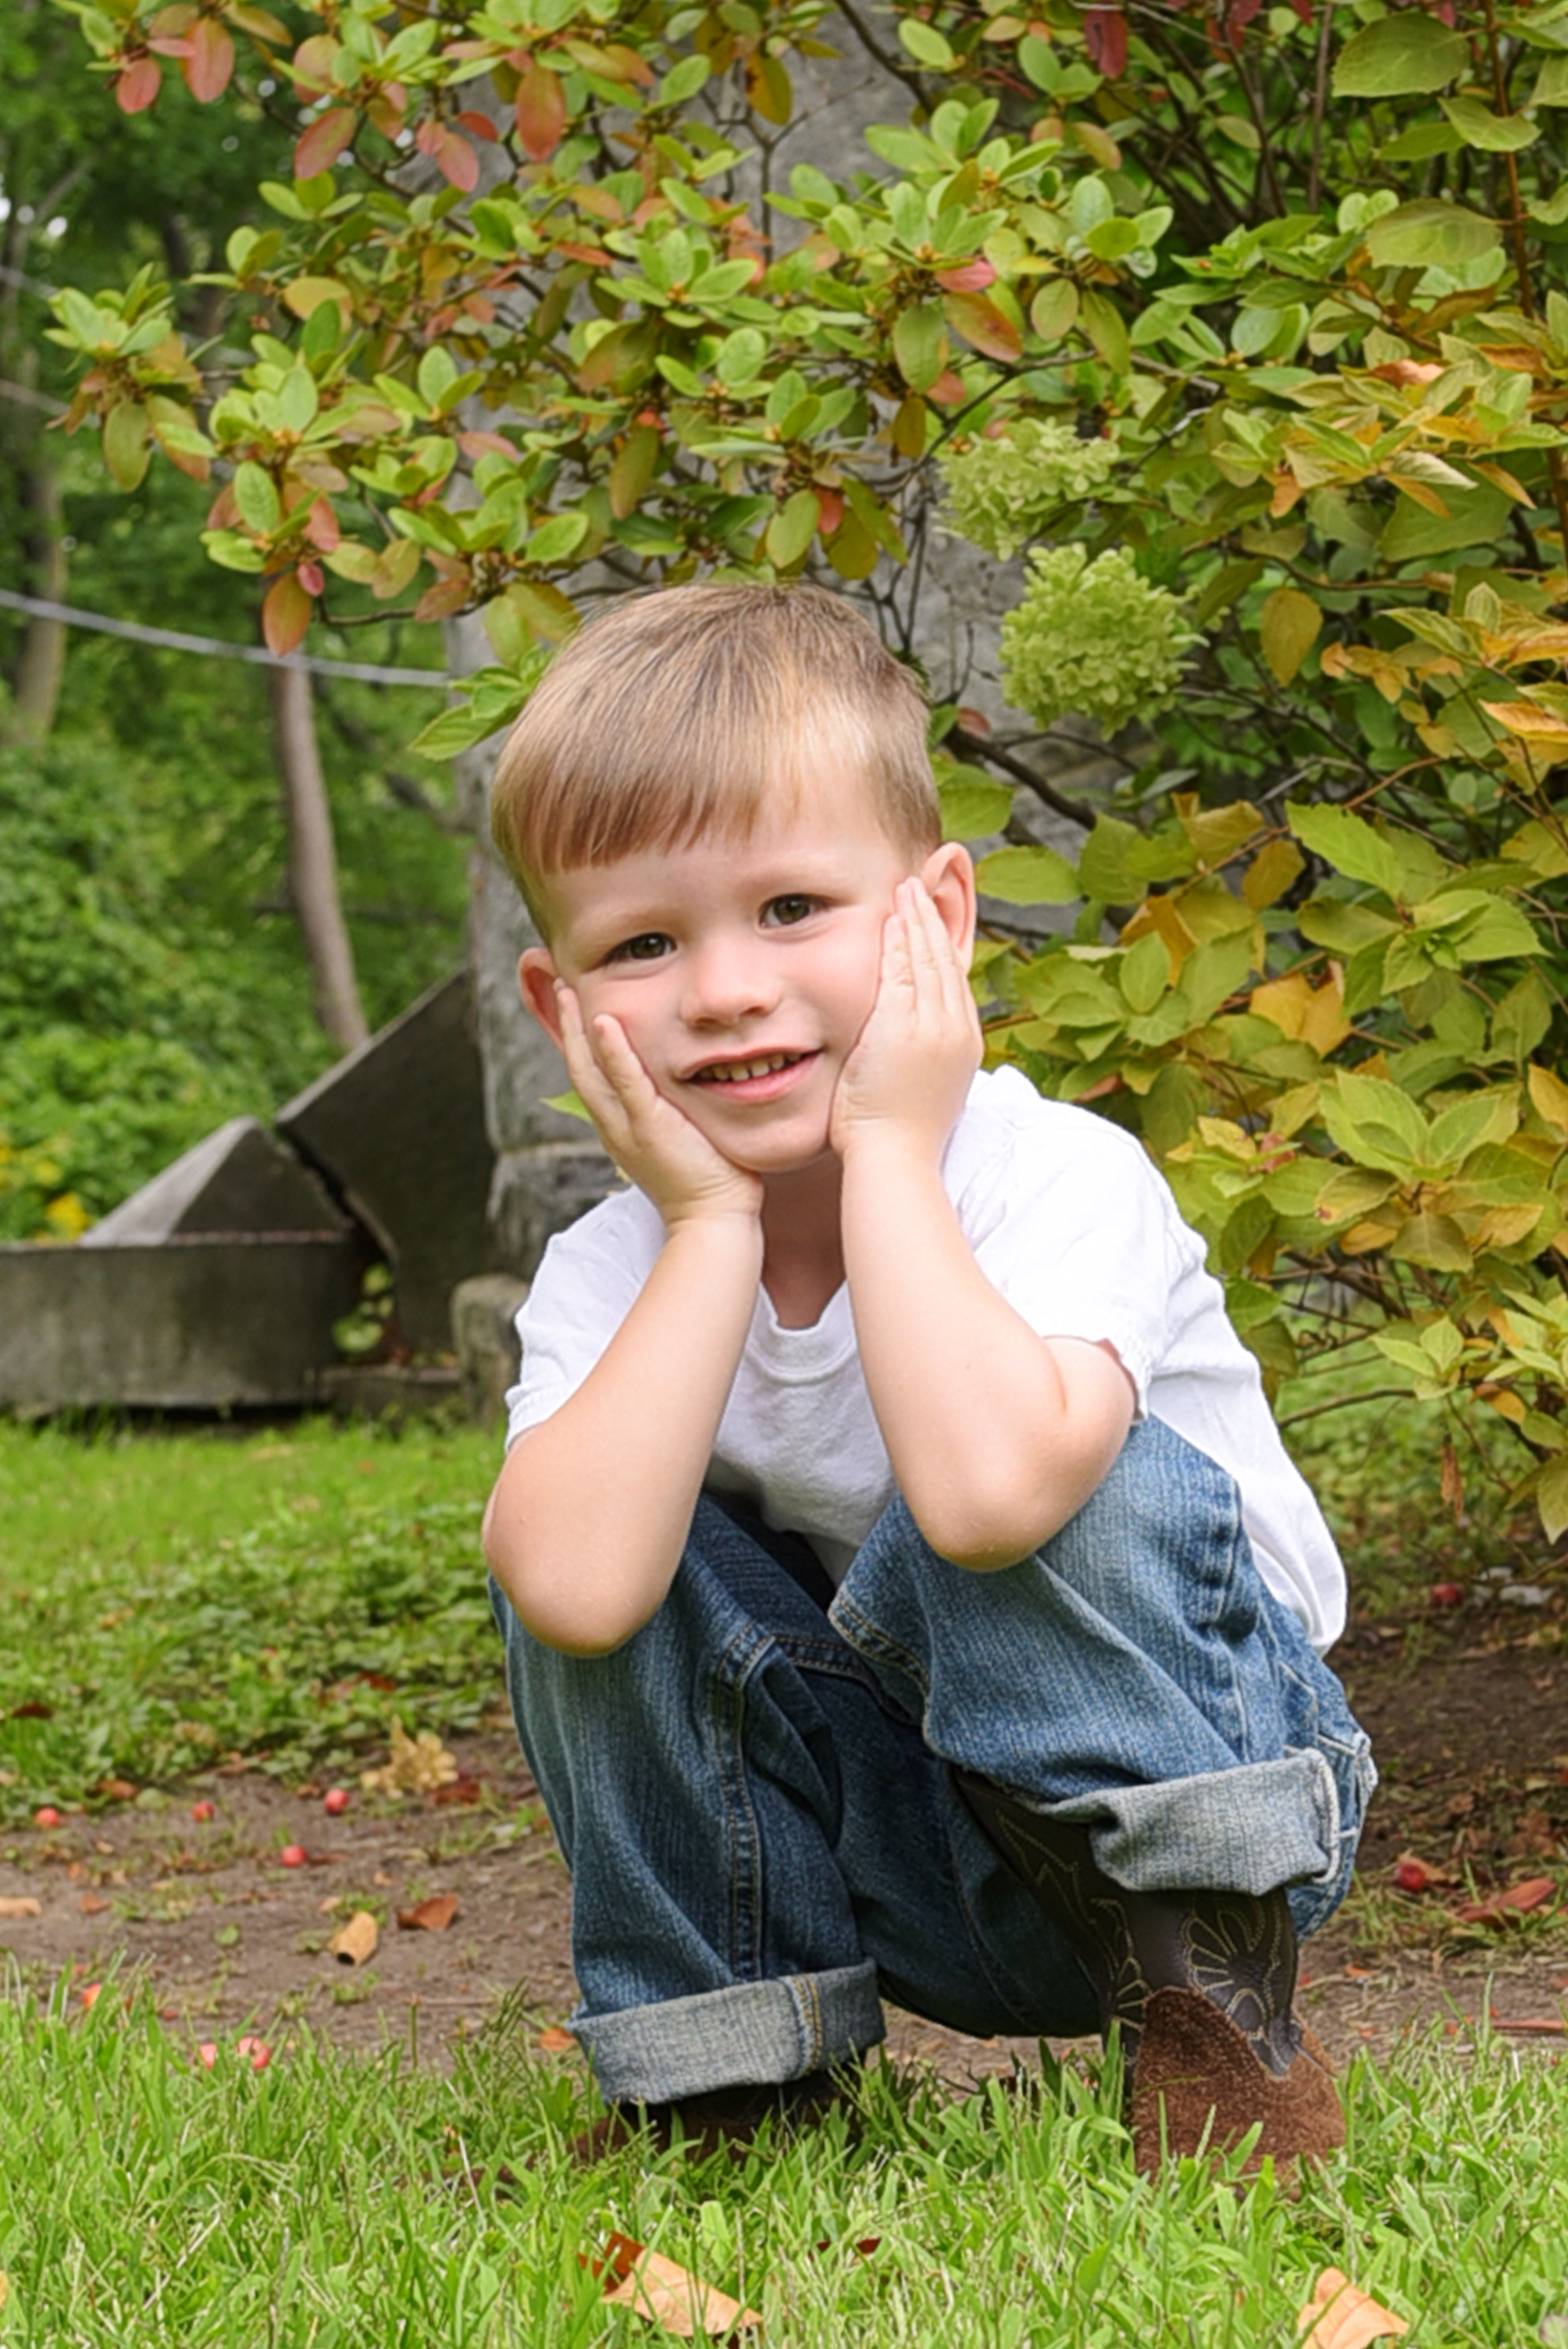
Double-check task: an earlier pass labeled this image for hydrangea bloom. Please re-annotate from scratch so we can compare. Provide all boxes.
[939,419,1118,561]
[1000,545,1196,734]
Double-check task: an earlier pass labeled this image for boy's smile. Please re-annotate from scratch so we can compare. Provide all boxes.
[519,773,974,1188]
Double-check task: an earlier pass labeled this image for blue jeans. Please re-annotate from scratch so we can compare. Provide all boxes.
[490,1417,1374,2105]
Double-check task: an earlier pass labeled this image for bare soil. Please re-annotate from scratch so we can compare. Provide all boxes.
[2,1593,1565,2087]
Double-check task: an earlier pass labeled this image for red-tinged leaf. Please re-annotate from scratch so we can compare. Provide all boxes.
[515,57,566,159]
[934,258,996,294]
[461,292,497,325]
[428,1772,483,1807]
[294,106,355,180]
[456,109,499,140]
[296,559,325,597]
[1457,1876,1556,1926]
[957,706,989,734]
[1083,5,1128,77]
[97,1778,137,1802]
[115,55,162,112]
[586,2234,763,2337]
[601,41,655,85]
[367,92,406,140]
[415,120,479,192]
[290,32,337,92]
[458,430,516,461]
[262,571,312,657]
[1490,2012,1567,2034]
[308,497,340,552]
[928,369,968,406]
[943,291,1021,363]
[207,482,240,530]
[10,1701,53,1720]
[815,487,845,535]
[397,1894,459,1931]
[537,2025,576,2051]
[414,576,472,622]
[1299,2269,1409,2349]
[182,16,233,100]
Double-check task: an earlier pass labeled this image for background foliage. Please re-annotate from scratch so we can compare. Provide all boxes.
[40,0,1568,1545]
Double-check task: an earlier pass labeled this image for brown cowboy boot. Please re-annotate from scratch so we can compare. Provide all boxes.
[953,1768,1343,2176]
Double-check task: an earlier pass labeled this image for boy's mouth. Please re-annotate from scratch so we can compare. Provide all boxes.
[687,1050,814,1085]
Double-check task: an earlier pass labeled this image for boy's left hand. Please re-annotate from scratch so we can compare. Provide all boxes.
[831,878,982,1164]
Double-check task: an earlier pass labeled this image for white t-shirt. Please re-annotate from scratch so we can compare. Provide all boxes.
[505,1065,1347,1650]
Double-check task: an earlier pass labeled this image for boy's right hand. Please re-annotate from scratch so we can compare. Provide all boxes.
[555,983,764,1232]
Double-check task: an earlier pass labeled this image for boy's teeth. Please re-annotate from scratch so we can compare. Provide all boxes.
[697,1053,801,1082]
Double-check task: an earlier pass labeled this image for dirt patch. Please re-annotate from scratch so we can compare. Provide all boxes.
[2,1595,1565,2086]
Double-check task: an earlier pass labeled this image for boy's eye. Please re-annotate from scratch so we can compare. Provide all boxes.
[763,895,818,928]
[606,932,672,963]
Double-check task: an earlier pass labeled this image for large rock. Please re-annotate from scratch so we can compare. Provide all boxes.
[276,971,497,1351]
[0,1235,363,1411]
[81,1117,347,1246]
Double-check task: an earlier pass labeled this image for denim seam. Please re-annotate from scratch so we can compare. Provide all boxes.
[827,1597,932,1705]
[714,1617,777,1984]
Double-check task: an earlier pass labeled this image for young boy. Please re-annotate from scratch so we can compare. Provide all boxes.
[482,581,1374,2173]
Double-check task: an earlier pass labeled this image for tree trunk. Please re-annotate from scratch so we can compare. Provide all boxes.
[269,659,369,1053]
[9,443,67,740]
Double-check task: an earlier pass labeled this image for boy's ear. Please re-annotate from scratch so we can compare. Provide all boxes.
[518,947,564,1044]
[919,840,978,970]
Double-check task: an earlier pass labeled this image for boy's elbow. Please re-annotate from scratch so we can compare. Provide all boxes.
[906,1481,1050,1574]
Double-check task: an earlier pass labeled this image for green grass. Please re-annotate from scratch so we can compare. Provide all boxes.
[0,1980,1564,2347]
[0,1415,498,1821]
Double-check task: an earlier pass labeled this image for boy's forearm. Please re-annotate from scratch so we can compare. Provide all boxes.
[840,1138,1131,1569]
[483,1211,762,1653]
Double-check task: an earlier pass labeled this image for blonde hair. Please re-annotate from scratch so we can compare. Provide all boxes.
[490,582,939,929]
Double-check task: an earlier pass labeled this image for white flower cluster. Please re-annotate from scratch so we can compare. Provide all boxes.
[939,419,1118,561]
[1000,545,1196,735]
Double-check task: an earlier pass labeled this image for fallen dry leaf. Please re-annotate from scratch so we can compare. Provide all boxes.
[397,1895,458,1933]
[537,2025,576,2053]
[0,1897,41,1920]
[78,1893,109,1916]
[96,1777,137,1802]
[429,1773,483,1807]
[329,1909,380,1966]
[1456,1876,1556,1927]
[1489,2012,1567,2036]
[360,1718,458,1797]
[1299,2269,1409,2349]
[588,2233,761,2337]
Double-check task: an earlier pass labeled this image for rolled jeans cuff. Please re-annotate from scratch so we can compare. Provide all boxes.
[1038,1749,1342,1897]
[573,1960,887,2106]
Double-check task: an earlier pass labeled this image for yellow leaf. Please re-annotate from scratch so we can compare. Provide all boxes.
[1529,1062,1568,1139]
[1260,585,1321,685]
[1482,697,1568,741]
[1243,836,1306,911]
[592,2233,762,2337]
[1298,2268,1409,2349]
[1251,970,1352,1057]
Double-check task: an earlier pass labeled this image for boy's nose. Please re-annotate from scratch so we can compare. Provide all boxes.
[680,941,779,1028]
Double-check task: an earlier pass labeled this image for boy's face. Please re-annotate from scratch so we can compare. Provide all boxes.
[519,768,975,1186]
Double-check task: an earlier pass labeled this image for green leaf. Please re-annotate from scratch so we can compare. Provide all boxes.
[1029,280,1080,346]
[1438,95,1540,152]
[899,15,954,68]
[1079,289,1130,375]
[102,401,151,492]
[1259,586,1320,686]
[278,368,319,435]
[1120,930,1169,1014]
[936,774,1014,841]
[975,844,1081,905]
[1078,816,1193,902]
[765,488,820,571]
[1333,15,1468,95]
[526,511,590,566]
[233,460,282,536]
[1288,803,1409,900]
[1320,1071,1431,1175]
[1364,199,1501,270]
[893,303,947,394]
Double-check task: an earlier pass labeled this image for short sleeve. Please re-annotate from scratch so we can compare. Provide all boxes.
[951,1083,1195,1414]
[503,1191,663,1449]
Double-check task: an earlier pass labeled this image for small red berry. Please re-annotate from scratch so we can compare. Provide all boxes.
[1395,1857,1436,1893]
[191,1800,216,1823]
[196,2042,218,2069]
[80,1982,102,2011]
[34,1806,61,1829]
[323,1788,351,1816]
[1430,1581,1464,1609]
[280,1844,307,1869]
[236,2035,273,2071]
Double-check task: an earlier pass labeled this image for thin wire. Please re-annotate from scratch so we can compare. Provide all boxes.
[0,585,455,688]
